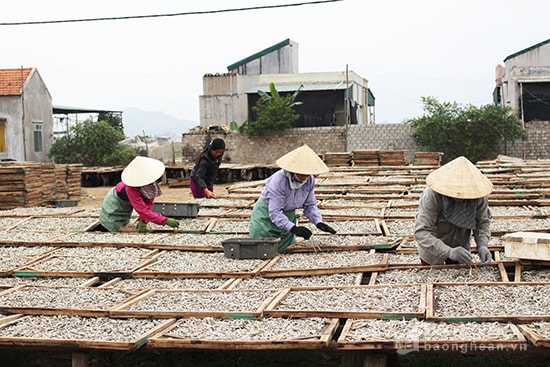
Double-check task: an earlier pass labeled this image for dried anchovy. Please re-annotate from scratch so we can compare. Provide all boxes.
[319,199,387,208]
[384,208,418,218]
[344,319,520,341]
[321,207,383,217]
[0,277,92,287]
[302,220,379,234]
[210,220,251,233]
[194,198,254,208]
[270,251,385,270]
[387,253,422,265]
[384,220,416,235]
[31,255,148,273]
[489,206,541,217]
[113,277,228,292]
[0,218,24,229]
[164,317,331,341]
[526,321,550,338]
[434,284,550,317]
[0,286,131,310]
[277,286,421,313]
[0,207,82,217]
[13,217,98,232]
[129,289,277,312]
[146,218,212,231]
[490,218,550,232]
[375,266,501,284]
[0,314,164,341]
[296,235,400,248]
[154,233,233,247]
[52,246,152,258]
[0,257,37,272]
[521,269,550,282]
[233,273,361,290]
[142,251,264,273]
[0,246,54,257]
[61,232,163,244]
[0,230,59,242]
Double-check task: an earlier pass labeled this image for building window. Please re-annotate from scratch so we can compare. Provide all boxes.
[0,119,6,153]
[33,122,43,152]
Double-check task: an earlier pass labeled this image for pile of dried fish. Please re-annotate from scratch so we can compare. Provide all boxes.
[0,315,165,341]
[163,317,331,341]
[128,289,277,312]
[12,217,98,232]
[434,284,550,317]
[278,286,421,313]
[140,251,263,273]
[271,251,384,270]
[232,273,361,290]
[375,266,501,284]
[344,319,520,341]
[60,232,163,244]
[0,286,131,310]
[521,269,550,282]
[112,277,228,292]
[525,321,550,338]
[154,233,232,247]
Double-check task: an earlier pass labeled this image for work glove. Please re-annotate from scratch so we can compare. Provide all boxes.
[477,246,492,264]
[290,226,313,240]
[166,218,180,228]
[316,222,337,234]
[447,246,473,264]
[136,221,148,234]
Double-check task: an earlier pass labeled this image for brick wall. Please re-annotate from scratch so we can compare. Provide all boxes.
[182,121,550,165]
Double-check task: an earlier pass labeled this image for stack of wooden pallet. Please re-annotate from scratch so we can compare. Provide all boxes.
[65,164,82,200]
[378,150,408,166]
[0,162,43,209]
[323,152,352,167]
[412,151,443,166]
[351,150,379,166]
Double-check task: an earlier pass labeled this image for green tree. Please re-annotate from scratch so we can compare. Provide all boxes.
[239,83,303,137]
[98,112,124,132]
[407,97,528,163]
[48,119,136,166]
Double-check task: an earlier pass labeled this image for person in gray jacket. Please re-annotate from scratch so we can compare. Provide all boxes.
[414,156,493,265]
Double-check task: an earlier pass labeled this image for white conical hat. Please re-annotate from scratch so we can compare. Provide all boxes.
[121,156,165,187]
[275,144,329,175]
[426,156,493,199]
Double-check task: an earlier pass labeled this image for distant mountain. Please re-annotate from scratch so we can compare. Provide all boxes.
[122,107,198,138]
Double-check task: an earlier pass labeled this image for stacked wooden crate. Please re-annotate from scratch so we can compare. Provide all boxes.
[323,152,351,167]
[0,162,43,209]
[351,150,379,166]
[65,164,82,200]
[412,151,443,166]
[378,150,408,166]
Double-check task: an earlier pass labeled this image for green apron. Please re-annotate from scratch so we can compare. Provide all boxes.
[249,198,296,252]
[98,187,134,232]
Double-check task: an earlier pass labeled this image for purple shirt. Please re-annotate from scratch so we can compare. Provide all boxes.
[260,170,322,231]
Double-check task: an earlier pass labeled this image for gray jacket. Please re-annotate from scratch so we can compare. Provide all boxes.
[414,186,491,265]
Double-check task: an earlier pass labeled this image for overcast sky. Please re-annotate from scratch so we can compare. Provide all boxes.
[2,0,549,125]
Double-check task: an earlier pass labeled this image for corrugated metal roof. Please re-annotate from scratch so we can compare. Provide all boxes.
[504,38,550,62]
[246,82,348,93]
[0,68,33,96]
[227,39,291,71]
[53,105,122,114]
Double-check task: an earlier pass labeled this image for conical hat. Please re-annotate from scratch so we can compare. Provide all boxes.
[426,156,493,199]
[121,156,165,187]
[275,145,329,175]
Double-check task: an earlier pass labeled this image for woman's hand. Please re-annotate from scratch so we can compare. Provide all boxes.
[204,188,216,198]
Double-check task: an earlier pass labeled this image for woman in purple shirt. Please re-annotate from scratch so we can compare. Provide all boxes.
[249,145,337,252]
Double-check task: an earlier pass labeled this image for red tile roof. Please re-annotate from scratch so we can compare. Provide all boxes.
[0,68,33,96]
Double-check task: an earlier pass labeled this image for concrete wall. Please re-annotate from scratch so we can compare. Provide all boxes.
[182,121,550,165]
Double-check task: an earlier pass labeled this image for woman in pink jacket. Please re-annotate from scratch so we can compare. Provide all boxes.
[98,156,179,232]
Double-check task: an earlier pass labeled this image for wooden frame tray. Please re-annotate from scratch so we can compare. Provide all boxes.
[147,317,339,350]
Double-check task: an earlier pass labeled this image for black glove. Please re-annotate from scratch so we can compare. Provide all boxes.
[290,226,312,240]
[448,246,473,264]
[316,222,337,234]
